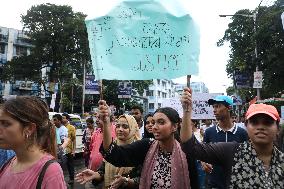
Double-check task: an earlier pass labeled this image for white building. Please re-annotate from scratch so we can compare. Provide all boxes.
[174,82,209,96]
[191,82,209,93]
[0,26,34,97]
[144,79,178,113]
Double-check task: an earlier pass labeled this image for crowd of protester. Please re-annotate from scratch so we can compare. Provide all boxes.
[0,89,283,188]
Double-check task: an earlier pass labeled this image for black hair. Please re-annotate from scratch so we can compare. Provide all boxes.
[62,113,71,121]
[143,113,154,139]
[86,117,94,124]
[154,107,181,124]
[131,105,143,114]
[53,114,62,122]
[2,96,57,157]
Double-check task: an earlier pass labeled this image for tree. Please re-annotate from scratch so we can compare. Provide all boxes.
[1,3,152,112]
[218,1,284,100]
[1,3,91,111]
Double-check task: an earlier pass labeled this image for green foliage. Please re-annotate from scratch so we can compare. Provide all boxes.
[219,2,284,101]
[1,3,152,113]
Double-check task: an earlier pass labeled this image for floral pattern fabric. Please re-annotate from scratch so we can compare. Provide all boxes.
[150,150,172,189]
[230,141,284,189]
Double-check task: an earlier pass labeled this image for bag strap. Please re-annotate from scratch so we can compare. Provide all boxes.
[36,159,57,189]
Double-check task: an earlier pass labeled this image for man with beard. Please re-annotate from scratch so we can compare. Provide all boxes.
[201,95,248,189]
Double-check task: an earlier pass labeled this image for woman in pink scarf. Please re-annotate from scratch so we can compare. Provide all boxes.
[98,100,194,189]
[89,115,116,171]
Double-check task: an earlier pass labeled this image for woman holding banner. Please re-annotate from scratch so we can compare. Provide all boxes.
[97,100,199,189]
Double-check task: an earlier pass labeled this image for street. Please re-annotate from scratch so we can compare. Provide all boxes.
[63,154,86,189]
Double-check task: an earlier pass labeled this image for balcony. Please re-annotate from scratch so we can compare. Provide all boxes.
[0,34,8,43]
[14,37,33,47]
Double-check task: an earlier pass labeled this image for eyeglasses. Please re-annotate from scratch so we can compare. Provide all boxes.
[115,124,129,129]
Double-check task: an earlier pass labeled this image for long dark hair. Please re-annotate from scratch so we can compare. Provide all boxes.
[154,107,181,141]
[1,96,57,157]
[154,107,181,124]
[143,113,154,139]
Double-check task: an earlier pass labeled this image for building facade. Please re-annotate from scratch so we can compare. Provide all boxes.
[191,82,209,93]
[144,79,178,113]
[0,26,36,98]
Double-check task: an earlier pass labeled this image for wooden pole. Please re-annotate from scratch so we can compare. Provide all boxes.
[186,75,191,112]
[187,75,191,88]
[99,80,103,100]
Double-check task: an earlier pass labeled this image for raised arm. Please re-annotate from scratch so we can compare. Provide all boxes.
[180,87,193,143]
[98,100,112,150]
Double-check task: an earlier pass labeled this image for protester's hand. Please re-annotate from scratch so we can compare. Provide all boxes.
[110,175,127,189]
[98,100,111,124]
[181,87,192,112]
[201,161,213,173]
[75,169,96,184]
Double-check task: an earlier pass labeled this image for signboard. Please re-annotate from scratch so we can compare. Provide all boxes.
[85,75,100,94]
[85,0,200,80]
[118,81,132,98]
[253,71,262,89]
[162,93,221,119]
[231,95,243,105]
[19,81,33,90]
[234,71,250,88]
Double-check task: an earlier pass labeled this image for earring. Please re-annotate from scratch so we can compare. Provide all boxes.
[25,134,30,139]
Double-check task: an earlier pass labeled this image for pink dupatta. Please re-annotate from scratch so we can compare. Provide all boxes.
[140,140,190,189]
[89,124,116,171]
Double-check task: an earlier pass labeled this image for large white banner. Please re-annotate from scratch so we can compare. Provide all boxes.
[162,93,221,119]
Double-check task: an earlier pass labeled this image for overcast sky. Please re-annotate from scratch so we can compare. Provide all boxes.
[0,0,275,94]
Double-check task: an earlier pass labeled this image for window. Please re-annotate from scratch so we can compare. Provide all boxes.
[162,81,166,89]
[0,44,5,54]
[157,79,160,85]
[162,92,167,98]
[158,91,161,97]
[158,103,161,108]
[149,103,154,109]
[16,46,27,56]
[146,90,154,96]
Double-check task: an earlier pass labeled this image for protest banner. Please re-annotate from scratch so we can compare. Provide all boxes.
[85,0,200,80]
[162,93,221,119]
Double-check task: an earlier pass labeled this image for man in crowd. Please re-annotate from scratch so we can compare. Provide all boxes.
[52,114,69,173]
[131,105,144,137]
[62,113,76,185]
[201,95,248,189]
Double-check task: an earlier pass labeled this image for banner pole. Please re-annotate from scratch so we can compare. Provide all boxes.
[100,80,103,100]
[186,75,191,112]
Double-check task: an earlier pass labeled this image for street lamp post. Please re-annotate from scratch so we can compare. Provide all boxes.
[219,13,261,100]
